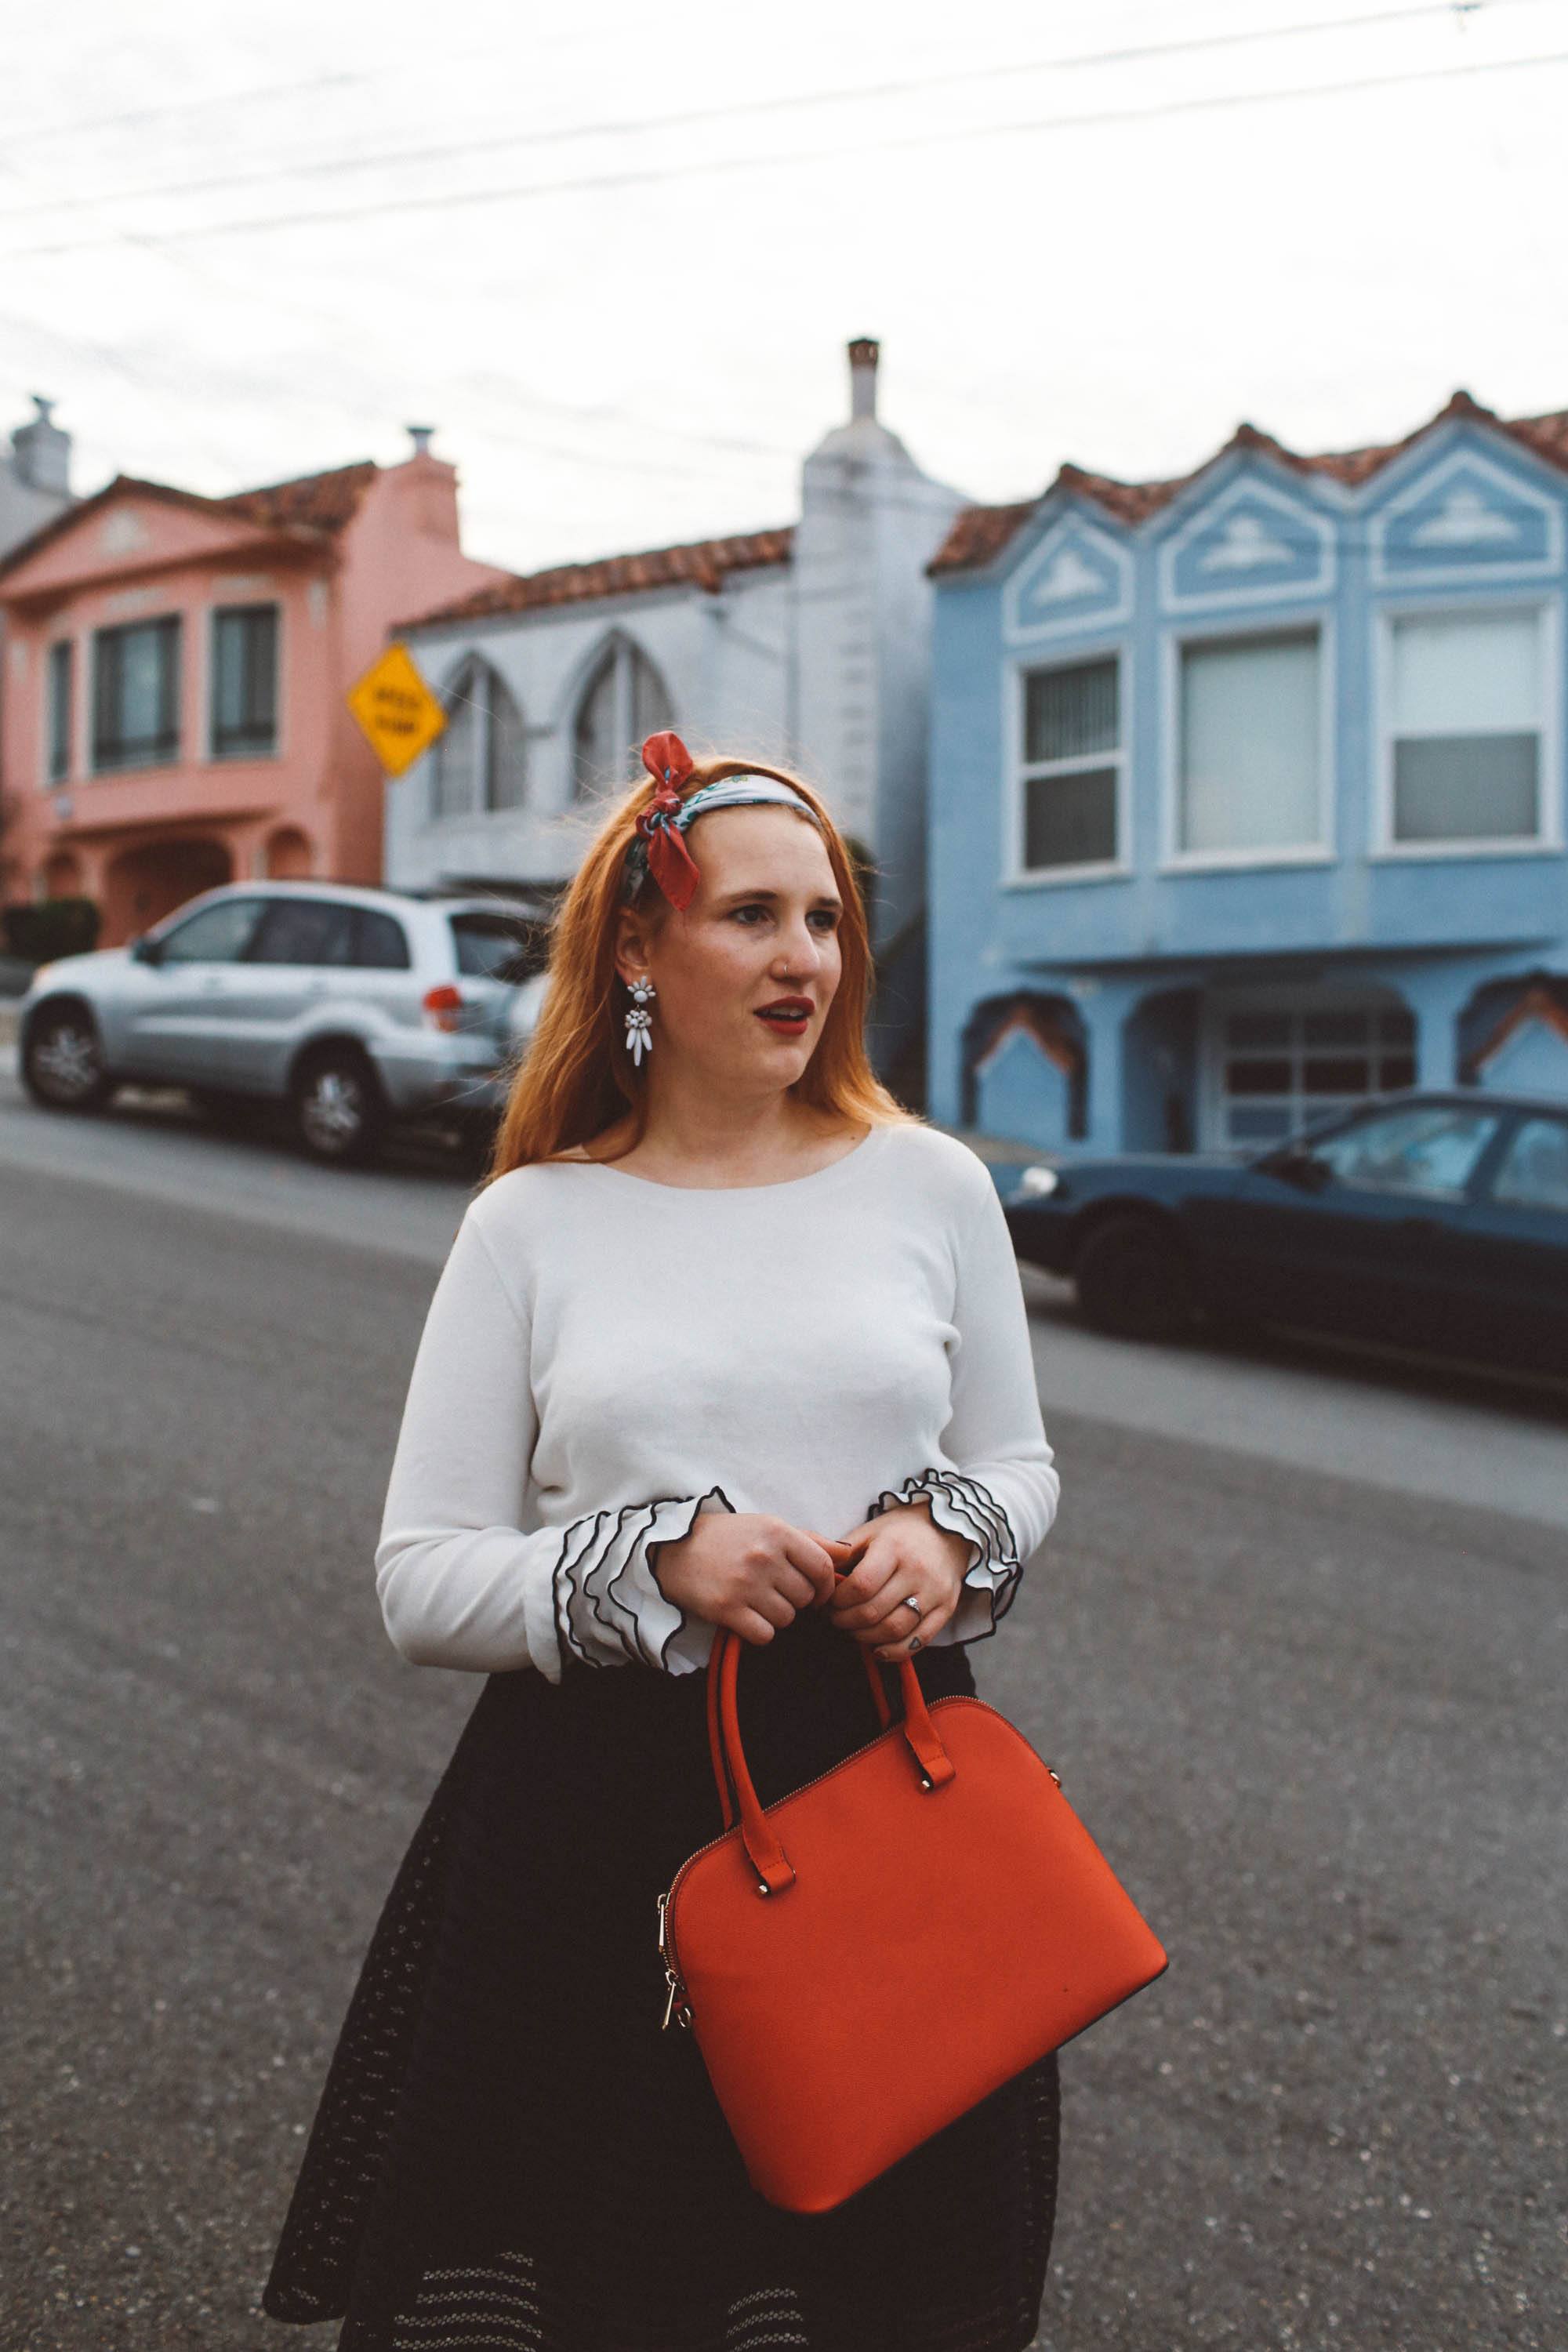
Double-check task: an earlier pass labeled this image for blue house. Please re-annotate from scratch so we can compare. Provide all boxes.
[926,390,1568,1156]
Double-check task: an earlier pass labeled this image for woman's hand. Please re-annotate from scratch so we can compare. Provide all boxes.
[823,1502,973,1661]
[651,1512,847,1646]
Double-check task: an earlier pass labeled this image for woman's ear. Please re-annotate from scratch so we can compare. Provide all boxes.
[612,907,652,991]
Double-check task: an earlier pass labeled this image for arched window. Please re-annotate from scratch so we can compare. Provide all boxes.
[430,656,527,818]
[572,637,673,798]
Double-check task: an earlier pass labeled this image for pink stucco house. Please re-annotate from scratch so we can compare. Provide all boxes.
[0,430,510,944]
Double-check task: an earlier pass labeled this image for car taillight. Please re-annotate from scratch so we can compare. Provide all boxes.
[422,984,465,1033]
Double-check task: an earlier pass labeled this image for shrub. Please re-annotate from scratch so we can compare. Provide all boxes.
[2,896,102,964]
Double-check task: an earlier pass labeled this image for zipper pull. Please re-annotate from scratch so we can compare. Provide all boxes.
[656,1889,691,2030]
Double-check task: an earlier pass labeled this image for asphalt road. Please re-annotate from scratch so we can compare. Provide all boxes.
[2,1077,1564,2350]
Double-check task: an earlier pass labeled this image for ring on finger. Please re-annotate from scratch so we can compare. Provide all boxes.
[898,1594,924,1617]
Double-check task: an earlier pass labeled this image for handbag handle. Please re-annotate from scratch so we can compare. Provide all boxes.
[703,1569,956,1896]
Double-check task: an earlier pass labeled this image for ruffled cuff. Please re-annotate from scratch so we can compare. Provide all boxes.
[553,1484,734,1673]
[866,1468,1022,1646]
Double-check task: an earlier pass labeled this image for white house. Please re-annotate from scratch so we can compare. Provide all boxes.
[384,343,965,1092]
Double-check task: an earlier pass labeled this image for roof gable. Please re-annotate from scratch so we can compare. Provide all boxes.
[0,459,378,601]
[930,390,1568,579]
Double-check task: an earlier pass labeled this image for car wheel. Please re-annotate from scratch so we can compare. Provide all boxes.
[21,1005,116,1112]
[1074,1214,1196,1341]
[289,1047,386,1167]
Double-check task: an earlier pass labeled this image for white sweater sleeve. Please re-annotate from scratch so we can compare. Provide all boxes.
[374,1205,730,1682]
[867,1165,1060,1646]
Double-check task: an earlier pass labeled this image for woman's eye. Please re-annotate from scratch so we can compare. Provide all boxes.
[730,905,839,928]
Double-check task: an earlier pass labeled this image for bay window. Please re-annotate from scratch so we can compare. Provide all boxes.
[92,616,180,772]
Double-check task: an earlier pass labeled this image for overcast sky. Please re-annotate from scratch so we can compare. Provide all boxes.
[5,0,1567,575]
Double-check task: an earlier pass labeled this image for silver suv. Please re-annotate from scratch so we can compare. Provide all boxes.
[18,880,543,1165]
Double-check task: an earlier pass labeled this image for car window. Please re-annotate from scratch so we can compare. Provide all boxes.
[156,897,266,964]
[1311,1105,1501,1201]
[248,900,358,967]
[449,913,535,981]
[1489,1116,1568,1214]
[354,909,412,971]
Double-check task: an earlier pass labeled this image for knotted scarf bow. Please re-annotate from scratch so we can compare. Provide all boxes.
[632,731,704,910]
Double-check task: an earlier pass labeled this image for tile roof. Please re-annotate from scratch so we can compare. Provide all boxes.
[928,390,1568,575]
[216,459,379,533]
[0,458,379,588]
[396,524,796,630]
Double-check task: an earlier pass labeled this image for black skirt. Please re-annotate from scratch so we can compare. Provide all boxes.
[262,1603,1061,2352]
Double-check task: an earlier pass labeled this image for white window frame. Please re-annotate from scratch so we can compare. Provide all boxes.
[1370,593,1563,859]
[1160,612,1336,873]
[205,600,284,764]
[1002,641,1131,890]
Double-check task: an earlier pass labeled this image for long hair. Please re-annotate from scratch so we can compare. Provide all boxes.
[479,752,916,1185]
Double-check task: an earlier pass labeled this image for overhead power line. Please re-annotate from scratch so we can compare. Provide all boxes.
[5,72,364,151]
[0,0,1549,227]
[5,34,1566,260]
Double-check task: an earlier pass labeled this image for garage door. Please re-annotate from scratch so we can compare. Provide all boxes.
[1210,1000,1417,1147]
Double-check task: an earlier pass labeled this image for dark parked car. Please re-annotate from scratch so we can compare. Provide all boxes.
[1000,1091,1568,1378]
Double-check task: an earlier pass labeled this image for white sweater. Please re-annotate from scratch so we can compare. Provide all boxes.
[375,1120,1060,1685]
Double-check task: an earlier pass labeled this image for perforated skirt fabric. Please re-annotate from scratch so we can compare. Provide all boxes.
[261,1604,1061,2352]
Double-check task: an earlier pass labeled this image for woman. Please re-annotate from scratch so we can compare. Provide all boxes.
[262,733,1063,2352]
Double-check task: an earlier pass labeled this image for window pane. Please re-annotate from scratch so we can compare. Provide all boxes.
[249,900,358,966]
[432,662,483,818]
[1227,1057,1293,1096]
[630,646,673,742]
[1378,1054,1417,1090]
[451,915,529,979]
[573,653,618,797]
[1301,1010,1371,1047]
[1229,1105,1294,1141]
[1393,734,1538,841]
[1489,1117,1568,1212]
[1024,660,1118,764]
[354,909,412,970]
[1225,1011,1290,1048]
[1179,631,1319,853]
[158,898,263,964]
[1304,1056,1371,1094]
[48,641,72,782]
[486,674,527,812]
[1390,610,1538,734]
[1313,1105,1499,1199]
[1023,768,1117,869]
[213,607,278,756]
[93,619,179,766]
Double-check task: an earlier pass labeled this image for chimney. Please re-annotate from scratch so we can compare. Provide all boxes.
[848,339,879,424]
[12,394,71,495]
[406,423,435,459]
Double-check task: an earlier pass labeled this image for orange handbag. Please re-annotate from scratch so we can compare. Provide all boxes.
[655,1594,1169,2214]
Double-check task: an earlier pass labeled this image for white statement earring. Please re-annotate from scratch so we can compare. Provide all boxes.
[624,975,655,1065]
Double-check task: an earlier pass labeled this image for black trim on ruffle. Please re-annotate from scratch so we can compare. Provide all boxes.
[552,1484,737,1671]
[865,1468,1023,1639]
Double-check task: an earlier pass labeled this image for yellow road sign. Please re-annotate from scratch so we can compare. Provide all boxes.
[347,643,448,776]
